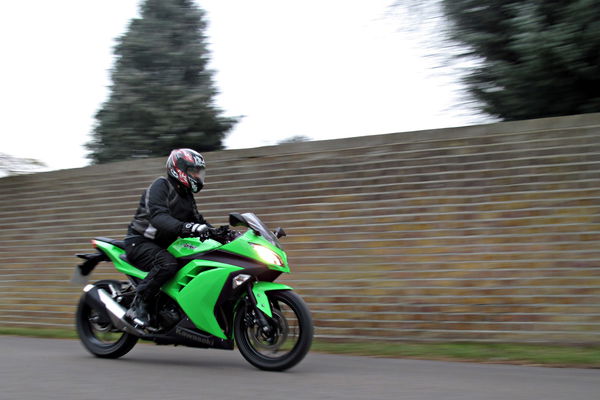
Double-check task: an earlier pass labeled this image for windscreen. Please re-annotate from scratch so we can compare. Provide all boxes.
[242,213,282,249]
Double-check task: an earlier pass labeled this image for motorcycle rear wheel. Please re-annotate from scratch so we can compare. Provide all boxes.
[75,280,138,358]
[234,290,313,371]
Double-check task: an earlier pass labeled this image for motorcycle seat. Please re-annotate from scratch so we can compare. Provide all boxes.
[94,237,126,250]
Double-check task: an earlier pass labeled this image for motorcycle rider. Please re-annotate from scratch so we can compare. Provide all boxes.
[124,148,215,327]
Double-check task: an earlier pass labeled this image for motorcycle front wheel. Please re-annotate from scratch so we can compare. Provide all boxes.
[75,280,138,358]
[234,290,313,371]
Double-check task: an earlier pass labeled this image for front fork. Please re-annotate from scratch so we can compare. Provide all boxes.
[244,281,293,334]
[246,285,273,334]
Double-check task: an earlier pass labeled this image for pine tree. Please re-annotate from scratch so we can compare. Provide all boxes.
[440,0,600,120]
[87,0,237,164]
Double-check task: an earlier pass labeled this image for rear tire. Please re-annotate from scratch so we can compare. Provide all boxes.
[234,290,313,371]
[75,280,138,358]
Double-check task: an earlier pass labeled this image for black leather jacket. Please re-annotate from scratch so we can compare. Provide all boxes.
[126,176,208,248]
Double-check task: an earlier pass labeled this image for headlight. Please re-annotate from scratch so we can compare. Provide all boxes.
[250,243,283,266]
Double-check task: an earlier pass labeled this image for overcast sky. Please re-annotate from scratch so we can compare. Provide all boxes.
[0,0,481,172]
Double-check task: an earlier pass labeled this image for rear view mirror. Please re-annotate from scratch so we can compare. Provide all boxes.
[274,227,287,239]
[229,213,248,227]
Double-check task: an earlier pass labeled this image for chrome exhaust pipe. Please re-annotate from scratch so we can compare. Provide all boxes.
[83,284,146,336]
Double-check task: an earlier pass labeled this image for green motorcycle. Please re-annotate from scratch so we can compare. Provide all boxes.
[74,212,313,371]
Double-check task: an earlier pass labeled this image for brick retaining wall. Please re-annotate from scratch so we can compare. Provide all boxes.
[1,113,599,342]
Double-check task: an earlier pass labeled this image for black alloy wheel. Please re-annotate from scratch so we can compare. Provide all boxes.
[75,280,138,358]
[234,290,313,371]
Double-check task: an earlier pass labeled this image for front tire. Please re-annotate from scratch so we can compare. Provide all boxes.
[75,280,138,358]
[234,290,313,371]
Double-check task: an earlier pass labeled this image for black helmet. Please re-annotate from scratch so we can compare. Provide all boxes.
[166,149,206,193]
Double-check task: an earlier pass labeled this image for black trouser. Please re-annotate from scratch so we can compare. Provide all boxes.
[124,237,179,300]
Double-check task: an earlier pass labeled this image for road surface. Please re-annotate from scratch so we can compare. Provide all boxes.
[0,336,597,400]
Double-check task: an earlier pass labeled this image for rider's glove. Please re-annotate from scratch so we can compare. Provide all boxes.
[180,223,209,237]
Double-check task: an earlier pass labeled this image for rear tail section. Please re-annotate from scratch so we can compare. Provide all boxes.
[71,238,147,285]
[70,251,108,285]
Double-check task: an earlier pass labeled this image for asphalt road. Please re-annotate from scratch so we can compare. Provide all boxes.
[0,336,598,400]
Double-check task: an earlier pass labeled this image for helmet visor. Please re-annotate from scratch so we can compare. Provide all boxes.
[187,166,206,184]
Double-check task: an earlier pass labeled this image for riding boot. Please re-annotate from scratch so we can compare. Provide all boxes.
[126,293,151,327]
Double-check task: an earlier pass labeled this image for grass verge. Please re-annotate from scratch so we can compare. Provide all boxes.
[2,327,599,367]
[311,340,600,367]
[0,327,78,339]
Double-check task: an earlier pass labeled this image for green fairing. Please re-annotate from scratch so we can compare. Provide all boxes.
[167,232,289,273]
[252,281,293,318]
[162,260,243,339]
[94,229,291,339]
[220,231,290,273]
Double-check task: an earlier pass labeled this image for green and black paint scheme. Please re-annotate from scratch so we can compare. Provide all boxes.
[75,213,313,371]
